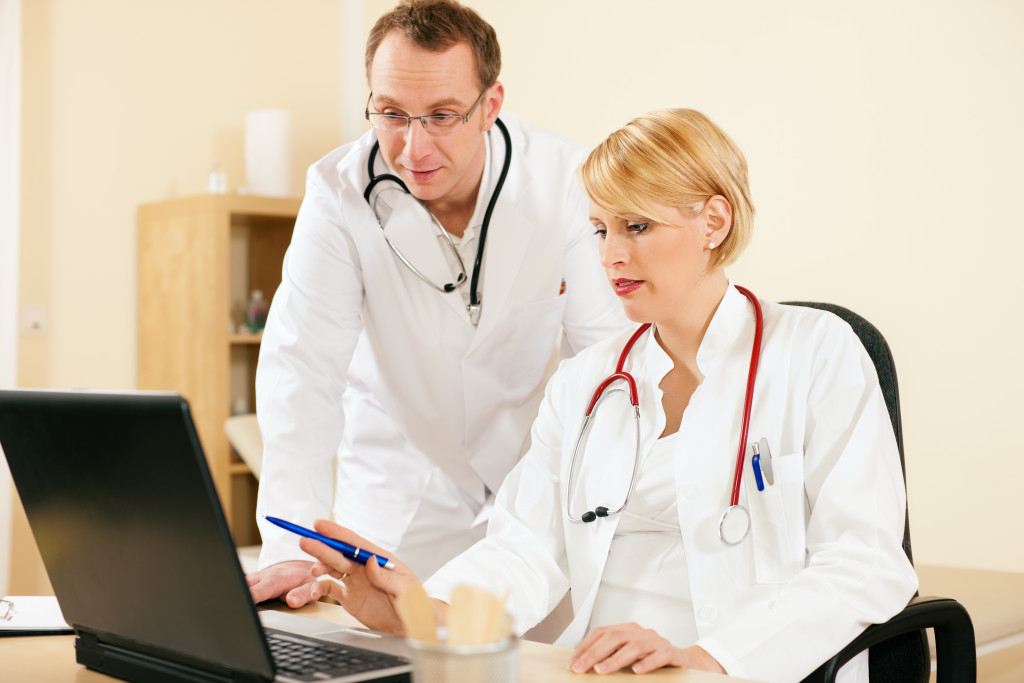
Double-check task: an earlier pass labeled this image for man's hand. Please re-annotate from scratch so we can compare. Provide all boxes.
[568,622,725,675]
[246,560,319,607]
[300,519,423,635]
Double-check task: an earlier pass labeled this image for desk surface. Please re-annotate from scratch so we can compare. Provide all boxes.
[0,600,764,682]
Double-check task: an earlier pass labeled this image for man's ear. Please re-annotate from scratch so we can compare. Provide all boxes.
[704,195,733,249]
[481,81,504,131]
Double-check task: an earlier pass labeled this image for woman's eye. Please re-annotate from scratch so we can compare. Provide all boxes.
[593,228,607,239]
[627,222,650,234]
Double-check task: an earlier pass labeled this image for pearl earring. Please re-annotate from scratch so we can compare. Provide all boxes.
[708,241,716,249]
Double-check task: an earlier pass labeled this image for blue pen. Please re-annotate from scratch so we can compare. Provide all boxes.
[751,444,765,492]
[265,516,396,570]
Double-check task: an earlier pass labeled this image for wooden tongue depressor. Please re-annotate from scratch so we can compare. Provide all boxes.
[395,583,439,644]
[447,585,508,646]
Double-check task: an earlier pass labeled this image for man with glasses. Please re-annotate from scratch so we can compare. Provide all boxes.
[247,0,626,615]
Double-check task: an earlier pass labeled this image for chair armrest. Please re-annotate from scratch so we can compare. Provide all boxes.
[802,596,976,683]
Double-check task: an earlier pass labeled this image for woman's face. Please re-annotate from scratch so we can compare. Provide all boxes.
[590,198,715,324]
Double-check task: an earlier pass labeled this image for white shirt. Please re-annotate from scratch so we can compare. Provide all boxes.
[589,433,698,646]
[254,114,629,577]
[426,284,919,683]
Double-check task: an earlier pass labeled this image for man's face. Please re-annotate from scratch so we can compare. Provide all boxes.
[368,33,501,213]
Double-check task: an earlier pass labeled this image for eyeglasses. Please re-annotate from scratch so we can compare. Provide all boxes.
[365,89,487,134]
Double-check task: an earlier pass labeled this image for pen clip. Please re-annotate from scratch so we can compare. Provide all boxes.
[758,437,774,486]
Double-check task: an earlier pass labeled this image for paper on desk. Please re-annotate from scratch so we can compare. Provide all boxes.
[0,595,73,635]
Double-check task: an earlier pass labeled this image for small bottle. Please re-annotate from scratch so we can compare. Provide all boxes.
[208,158,227,194]
[246,290,269,333]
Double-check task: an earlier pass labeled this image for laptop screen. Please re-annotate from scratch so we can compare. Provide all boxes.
[0,390,274,680]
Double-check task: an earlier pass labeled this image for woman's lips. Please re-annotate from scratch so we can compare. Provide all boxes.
[612,279,644,296]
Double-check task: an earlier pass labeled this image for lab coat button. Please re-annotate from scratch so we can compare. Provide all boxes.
[697,606,718,622]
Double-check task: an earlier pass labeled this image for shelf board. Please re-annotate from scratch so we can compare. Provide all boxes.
[230,462,253,475]
[230,332,264,345]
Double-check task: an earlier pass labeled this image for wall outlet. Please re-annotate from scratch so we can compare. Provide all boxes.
[20,305,49,336]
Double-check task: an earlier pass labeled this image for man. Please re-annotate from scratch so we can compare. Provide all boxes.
[247,0,625,609]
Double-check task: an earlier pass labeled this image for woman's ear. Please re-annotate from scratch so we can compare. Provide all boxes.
[703,195,732,250]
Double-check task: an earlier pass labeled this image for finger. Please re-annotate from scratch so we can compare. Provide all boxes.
[249,581,276,604]
[299,537,363,575]
[312,519,393,559]
[284,581,318,608]
[570,630,622,673]
[364,555,415,596]
[631,647,677,675]
[592,640,650,675]
[570,624,648,674]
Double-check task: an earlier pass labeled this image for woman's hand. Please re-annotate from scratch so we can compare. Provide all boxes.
[568,622,725,675]
[298,519,421,635]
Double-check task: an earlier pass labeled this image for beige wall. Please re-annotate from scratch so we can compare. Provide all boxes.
[11,0,342,593]
[472,0,1023,572]
[10,0,1023,591]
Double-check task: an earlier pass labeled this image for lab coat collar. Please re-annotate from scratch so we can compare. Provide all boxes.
[629,283,751,386]
[695,283,752,376]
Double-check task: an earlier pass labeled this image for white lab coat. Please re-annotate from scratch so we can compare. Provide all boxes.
[425,285,919,683]
[255,114,628,576]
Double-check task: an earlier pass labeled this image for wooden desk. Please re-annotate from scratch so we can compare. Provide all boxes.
[0,601,765,682]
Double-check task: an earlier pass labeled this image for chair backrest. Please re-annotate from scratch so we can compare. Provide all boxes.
[783,301,912,563]
[784,301,928,683]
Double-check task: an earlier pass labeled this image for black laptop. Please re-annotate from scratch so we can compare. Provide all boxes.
[0,389,412,683]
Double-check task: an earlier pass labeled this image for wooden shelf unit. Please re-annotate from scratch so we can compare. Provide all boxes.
[137,194,299,544]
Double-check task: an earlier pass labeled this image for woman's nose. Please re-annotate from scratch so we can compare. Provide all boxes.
[600,231,628,268]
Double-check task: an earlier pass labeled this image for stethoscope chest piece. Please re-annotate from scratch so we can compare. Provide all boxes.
[719,504,751,545]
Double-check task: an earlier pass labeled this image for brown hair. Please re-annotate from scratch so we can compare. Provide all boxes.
[365,0,501,90]
[581,109,755,269]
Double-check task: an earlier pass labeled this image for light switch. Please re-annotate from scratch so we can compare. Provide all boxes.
[20,304,49,336]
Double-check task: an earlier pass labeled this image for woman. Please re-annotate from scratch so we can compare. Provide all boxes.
[297,109,918,682]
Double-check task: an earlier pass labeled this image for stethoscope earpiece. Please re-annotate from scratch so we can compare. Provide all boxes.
[579,505,613,524]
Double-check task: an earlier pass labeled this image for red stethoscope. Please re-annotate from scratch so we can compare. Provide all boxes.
[564,286,763,545]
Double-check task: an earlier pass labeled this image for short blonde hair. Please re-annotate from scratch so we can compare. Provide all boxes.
[581,109,754,269]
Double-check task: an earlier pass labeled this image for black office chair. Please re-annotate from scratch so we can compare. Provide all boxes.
[784,302,976,683]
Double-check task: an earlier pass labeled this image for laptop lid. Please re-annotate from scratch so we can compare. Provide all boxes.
[0,389,277,680]
[1,389,415,683]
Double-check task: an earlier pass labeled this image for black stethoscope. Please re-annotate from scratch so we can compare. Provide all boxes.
[564,285,764,545]
[362,118,512,325]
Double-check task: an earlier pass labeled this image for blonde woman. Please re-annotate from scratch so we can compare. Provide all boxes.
[298,109,918,682]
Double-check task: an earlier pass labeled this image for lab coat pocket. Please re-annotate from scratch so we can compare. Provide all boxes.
[505,294,566,390]
[747,452,805,584]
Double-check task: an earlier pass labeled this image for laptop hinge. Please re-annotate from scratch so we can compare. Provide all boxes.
[76,632,270,683]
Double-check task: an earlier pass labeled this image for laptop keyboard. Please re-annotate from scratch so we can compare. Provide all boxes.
[266,629,409,681]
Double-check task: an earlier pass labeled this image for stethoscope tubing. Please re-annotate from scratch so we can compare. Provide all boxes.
[363,118,512,315]
[730,285,763,507]
[566,287,764,540]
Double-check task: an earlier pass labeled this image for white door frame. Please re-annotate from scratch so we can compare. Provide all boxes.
[0,0,23,595]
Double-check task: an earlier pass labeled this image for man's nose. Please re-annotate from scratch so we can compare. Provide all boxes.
[402,119,433,160]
